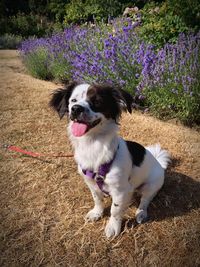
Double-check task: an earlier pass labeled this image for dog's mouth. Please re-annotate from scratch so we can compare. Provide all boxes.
[71,118,101,137]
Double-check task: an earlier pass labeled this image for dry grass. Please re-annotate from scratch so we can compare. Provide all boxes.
[0,50,200,267]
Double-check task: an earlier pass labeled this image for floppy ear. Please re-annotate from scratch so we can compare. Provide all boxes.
[118,89,133,114]
[49,81,78,119]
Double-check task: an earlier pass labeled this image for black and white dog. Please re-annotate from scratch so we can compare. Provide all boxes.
[50,81,170,238]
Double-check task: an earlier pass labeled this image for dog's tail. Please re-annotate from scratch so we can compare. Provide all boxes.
[146,144,171,169]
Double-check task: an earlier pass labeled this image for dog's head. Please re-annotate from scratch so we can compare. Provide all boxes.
[50,81,133,137]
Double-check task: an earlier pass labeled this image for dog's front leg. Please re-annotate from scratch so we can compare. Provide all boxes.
[84,179,104,221]
[105,190,132,238]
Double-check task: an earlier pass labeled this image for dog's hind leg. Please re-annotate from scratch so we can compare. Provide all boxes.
[135,176,164,224]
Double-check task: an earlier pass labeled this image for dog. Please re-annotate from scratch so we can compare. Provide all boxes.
[50,81,170,238]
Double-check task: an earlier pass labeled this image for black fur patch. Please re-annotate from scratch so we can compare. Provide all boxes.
[126,141,146,167]
[86,84,133,121]
[49,81,79,119]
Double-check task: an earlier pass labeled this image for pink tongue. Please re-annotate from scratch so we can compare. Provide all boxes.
[71,122,88,137]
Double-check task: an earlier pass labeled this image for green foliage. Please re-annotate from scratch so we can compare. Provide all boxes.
[49,55,71,82]
[1,0,200,40]
[0,34,23,49]
[0,12,54,39]
[144,85,200,125]
[138,2,189,47]
[142,44,200,126]
[22,47,72,81]
[28,0,49,16]
[167,0,200,30]
[47,0,69,22]
[10,13,39,37]
[63,0,122,24]
[20,23,200,125]
[23,48,52,79]
[64,0,90,24]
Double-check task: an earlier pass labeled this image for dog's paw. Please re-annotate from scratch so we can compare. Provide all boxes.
[105,217,122,238]
[85,208,103,222]
[135,209,148,224]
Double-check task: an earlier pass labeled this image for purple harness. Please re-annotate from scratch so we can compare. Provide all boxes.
[82,147,118,195]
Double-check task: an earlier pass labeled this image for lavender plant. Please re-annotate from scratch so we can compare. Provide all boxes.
[19,19,200,125]
[141,32,200,124]
[19,19,154,96]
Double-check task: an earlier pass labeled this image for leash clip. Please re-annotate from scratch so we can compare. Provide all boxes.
[2,143,11,149]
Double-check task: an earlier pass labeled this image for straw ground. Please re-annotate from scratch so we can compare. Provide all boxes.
[0,50,200,267]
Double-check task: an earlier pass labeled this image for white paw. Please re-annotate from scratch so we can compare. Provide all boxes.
[85,208,103,222]
[105,217,122,238]
[136,209,147,224]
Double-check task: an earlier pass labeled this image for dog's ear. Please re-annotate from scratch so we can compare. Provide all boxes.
[49,81,78,119]
[118,89,133,114]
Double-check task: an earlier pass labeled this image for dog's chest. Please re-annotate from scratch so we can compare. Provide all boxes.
[74,138,117,171]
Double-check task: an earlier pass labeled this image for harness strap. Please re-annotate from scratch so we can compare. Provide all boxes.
[82,160,113,195]
[82,145,119,195]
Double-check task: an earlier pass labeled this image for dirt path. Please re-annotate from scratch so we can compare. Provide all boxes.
[0,50,200,267]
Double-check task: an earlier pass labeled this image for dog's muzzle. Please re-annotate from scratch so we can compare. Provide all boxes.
[70,104,85,120]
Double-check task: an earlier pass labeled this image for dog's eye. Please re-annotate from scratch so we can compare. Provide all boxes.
[71,99,77,103]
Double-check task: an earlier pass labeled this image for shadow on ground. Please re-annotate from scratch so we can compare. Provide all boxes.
[124,168,200,229]
[148,170,200,222]
[103,156,200,228]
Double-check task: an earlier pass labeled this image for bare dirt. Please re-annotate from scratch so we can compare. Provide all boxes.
[0,50,200,267]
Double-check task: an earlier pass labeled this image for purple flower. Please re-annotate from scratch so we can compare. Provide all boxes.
[19,18,200,112]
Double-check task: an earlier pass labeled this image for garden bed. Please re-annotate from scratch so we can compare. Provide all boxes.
[19,19,200,125]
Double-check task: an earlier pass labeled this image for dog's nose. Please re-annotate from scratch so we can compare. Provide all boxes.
[71,105,85,117]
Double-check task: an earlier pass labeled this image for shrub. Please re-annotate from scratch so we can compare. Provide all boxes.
[1,12,54,39]
[138,2,189,47]
[20,19,154,97]
[23,47,53,80]
[20,34,73,81]
[69,18,151,95]
[141,32,200,125]
[167,0,200,30]
[49,55,71,82]
[19,19,200,125]
[63,0,126,24]
[0,34,23,49]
